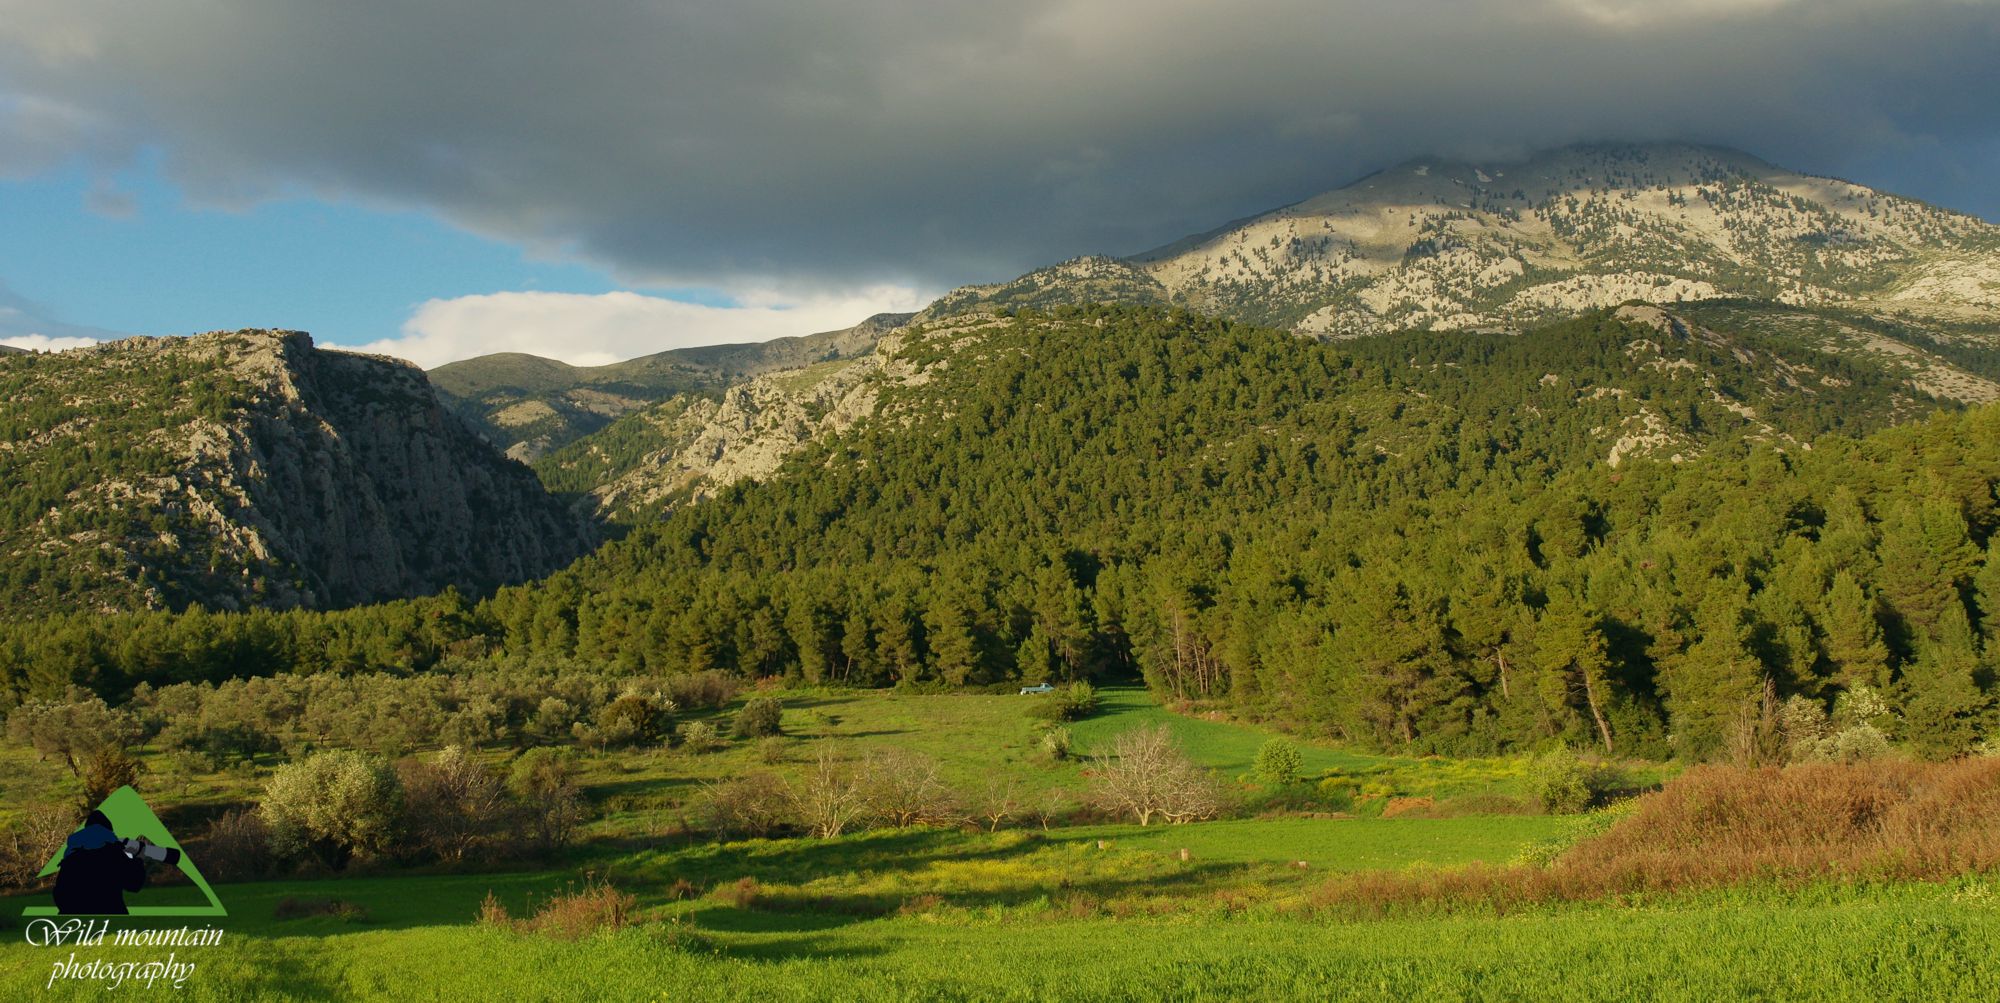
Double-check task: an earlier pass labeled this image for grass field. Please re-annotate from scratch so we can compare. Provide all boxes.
[5,879,1995,1000]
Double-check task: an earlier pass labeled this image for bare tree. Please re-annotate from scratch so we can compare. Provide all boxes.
[974,778,1021,832]
[791,744,870,839]
[1089,725,1227,826]
[863,749,963,828]
[1030,787,1071,832]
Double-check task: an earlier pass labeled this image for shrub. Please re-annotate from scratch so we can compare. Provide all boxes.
[1311,759,2000,916]
[757,736,787,764]
[716,876,762,909]
[274,896,369,923]
[509,748,585,855]
[734,697,784,739]
[678,720,722,754]
[790,744,868,838]
[1316,775,1359,806]
[525,878,635,939]
[480,878,635,939]
[1028,682,1099,723]
[530,697,579,745]
[864,749,964,828]
[667,670,741,711]
[1526,745,1595,815]
[193,809,270,883]
[975,778,1022,831]
[78,746,143,812]
[1513,802,1636,867]
[574,692,674,750]
[1039,727,1074,761]
[700,772,790,838]
[261,750,402,869]
[0,804,77,891]
[1253,739,1303,786]
[1785,690,1892,764]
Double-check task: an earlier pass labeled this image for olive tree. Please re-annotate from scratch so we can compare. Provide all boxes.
[261,750,402,868]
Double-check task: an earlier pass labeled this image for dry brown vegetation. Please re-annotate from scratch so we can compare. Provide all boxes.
[479,877,636,939]
[1311,758,2000,916]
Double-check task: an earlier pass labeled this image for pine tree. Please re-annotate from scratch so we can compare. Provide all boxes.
[923,597,981,685]
[1819,572,1889,690]
[1896,603,1993,759]
[1529,591,1615,753]
[1660,580,1765,759]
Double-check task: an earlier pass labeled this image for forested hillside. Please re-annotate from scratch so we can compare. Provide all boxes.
[6,306,1998,761]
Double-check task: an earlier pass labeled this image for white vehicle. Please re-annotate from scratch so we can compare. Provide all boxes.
[1019,683,1055,695]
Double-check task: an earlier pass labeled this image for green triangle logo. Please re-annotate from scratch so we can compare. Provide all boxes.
[22,786,227,917]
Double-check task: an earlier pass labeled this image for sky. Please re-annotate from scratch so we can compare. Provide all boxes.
[1,0,1996,367]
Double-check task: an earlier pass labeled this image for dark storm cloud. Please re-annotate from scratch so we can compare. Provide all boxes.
[1,0,1995,292]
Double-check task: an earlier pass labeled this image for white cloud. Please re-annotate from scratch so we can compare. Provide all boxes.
[0,280,120,348]
[338,286,933,369]
[0,332,99,352]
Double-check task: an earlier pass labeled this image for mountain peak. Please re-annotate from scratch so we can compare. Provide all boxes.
[1093,141,2000,337]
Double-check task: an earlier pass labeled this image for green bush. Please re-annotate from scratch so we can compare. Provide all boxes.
[1028,682,1099,723]
[509,748,584,854]
[679,720,722,754]
[262,750,402,868]
[1039,727,1073,761]
[735,697,784,738]
[1254,739,1303,786]
[577,692,674,749]
[1527,745,1596,815]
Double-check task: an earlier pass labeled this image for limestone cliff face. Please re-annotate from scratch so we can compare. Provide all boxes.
[0,329,594,612]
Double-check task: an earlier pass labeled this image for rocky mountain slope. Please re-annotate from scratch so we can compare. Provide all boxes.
[543,298,1998,523]
[430,312,912,460]
[536,318,987,519]
[941,143,2000,337]
[0,330,594,613]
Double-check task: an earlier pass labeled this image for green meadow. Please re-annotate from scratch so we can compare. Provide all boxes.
[0,686,1983,1000]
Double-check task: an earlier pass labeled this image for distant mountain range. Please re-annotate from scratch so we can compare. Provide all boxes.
[7,141,2000,613]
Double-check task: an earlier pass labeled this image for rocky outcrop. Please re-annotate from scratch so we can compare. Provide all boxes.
[0,330,594,612]
[430,312,915,459]
[587,320,981,519]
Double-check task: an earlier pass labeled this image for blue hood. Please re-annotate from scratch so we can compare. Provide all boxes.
[65,823,121,854]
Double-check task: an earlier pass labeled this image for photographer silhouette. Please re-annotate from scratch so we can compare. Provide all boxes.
[52,809,170,915]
